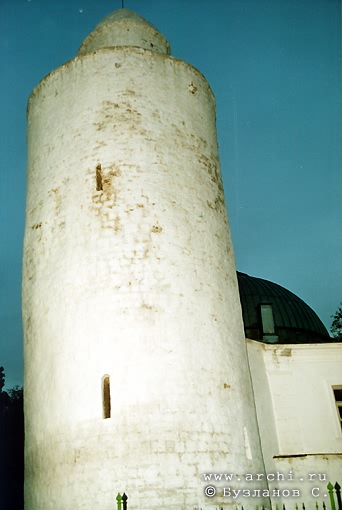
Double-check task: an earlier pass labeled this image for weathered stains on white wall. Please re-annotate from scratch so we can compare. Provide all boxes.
[23,46,267,510]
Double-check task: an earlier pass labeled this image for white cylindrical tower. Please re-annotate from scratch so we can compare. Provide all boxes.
[23,9,267,510]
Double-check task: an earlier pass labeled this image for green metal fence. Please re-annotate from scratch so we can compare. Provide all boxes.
[115,482,341,510]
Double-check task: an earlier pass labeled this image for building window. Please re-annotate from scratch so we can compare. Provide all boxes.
[102,375,111,419]
[332,386,342,430]
[260,304,275,334]
[259,303,278,342]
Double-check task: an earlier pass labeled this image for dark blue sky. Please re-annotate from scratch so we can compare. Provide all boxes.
[0,0,340,389]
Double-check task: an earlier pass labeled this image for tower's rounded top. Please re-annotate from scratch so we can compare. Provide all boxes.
[78,9,171,56]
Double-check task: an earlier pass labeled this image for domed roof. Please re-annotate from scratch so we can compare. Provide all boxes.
[237,272,330,343]
[78,9,171,56]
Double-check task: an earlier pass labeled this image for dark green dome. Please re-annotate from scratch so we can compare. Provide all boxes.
[237,272,330,344]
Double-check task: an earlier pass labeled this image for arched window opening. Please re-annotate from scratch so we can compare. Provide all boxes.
[102,375,111,419]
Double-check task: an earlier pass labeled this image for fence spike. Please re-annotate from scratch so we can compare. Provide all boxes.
[323,501,326,510]
[335,482,342,510]
[302,503,305,510]
[295,503,298,510]
[315,501,319,510]
[122,492,128,510]
[327,482,336,510]
[116,493,122,510]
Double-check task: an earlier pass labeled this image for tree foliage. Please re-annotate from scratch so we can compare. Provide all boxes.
[331,303,342,340]
[0,367,24,510]
[0,366,5,393]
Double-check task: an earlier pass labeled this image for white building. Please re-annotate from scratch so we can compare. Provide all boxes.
[238,272,342,506]
[22,8,341,510]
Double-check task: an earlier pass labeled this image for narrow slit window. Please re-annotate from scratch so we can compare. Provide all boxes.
[332,386,342,431]
[103,375,111,419]
[96,164,103,191]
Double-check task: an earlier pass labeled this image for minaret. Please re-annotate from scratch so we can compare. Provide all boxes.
[23,9,267,510]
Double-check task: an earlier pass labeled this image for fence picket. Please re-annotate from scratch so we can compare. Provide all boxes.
[328,482,336,510]
[122,492,128,510]
[335,483,342,510]
[116,493,122,510]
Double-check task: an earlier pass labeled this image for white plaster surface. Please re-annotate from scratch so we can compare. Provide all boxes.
[247,340,342,507]
[23,44,267,510]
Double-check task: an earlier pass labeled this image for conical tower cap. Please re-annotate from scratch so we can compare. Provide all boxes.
[78,9,171,55]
